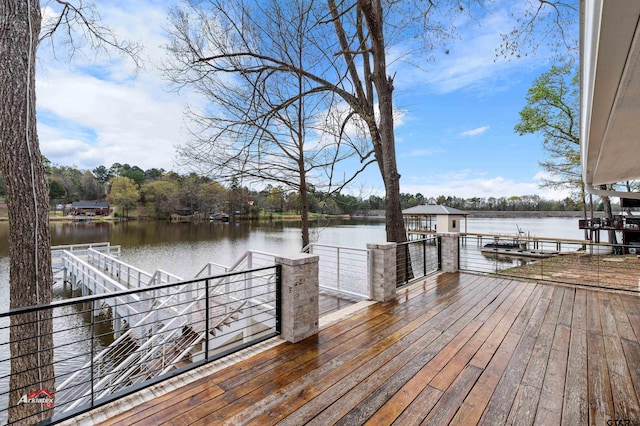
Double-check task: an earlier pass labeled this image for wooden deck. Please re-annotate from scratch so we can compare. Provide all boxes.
[319,292,359,316]
[96,273,640,425]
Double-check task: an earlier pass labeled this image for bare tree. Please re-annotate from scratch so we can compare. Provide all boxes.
[167,0,374,248]
[497,0,579,62]
[1,1,139,423]
[165,0,406,245]
[167,0,577,254]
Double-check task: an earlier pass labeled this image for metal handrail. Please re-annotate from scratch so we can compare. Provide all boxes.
[303,243,370,299]
[57,250,280,411]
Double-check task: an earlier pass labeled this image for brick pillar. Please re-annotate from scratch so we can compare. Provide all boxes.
[367,242,396,302]
[438,232,459,273]
[275,253,319,343]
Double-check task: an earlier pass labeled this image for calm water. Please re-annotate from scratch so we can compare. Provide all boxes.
[0,216,586,300]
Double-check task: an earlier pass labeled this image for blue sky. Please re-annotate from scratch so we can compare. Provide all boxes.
[35,0,576,200]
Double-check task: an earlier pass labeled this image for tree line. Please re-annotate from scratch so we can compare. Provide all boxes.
[2,160,602,217]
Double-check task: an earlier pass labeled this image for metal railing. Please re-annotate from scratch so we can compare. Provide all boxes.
[52,243,120,274]
[302,243,370,300]
[86,248,183,290]
[459,234,640,293]
[0,265,281,425]
[194,250,280,279]
[86,248,185,302]
[396,236,441,287]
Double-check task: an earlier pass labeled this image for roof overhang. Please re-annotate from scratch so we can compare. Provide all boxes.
[581,0,640,192]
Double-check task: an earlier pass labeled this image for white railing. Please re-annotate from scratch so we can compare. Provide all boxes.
[195,250,279,306]
[302,243,371,300]
[52,242,120,271]
[87,248,153,289]
[58,251,190,408]
[61,265,277,412]
[87,248,193,306]
[62,251,141,319]
[59,248,280,411]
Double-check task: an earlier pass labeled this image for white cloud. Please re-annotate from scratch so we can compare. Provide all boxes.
[34,1,201,172]
[460,126,490,137]
[391,4,549,95]
[400,170,572,200]
[37,66,190,171]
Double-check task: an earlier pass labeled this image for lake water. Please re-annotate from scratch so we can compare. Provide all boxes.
[0,216,586,302]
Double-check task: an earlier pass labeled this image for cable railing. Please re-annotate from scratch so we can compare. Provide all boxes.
[194,250,280,307]
[459,234,640,293]
[56,248,278,411]
[396,236,441,287]
[0,265,281,425]
[302,243,370,300]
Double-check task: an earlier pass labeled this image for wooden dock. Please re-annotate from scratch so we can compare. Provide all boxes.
[93,272,640,425]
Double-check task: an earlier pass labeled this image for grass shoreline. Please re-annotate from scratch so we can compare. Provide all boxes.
[0,210,598,222]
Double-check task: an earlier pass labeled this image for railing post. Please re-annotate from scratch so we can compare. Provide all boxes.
[367,243,396,302]
[205,278,210,360]
[438,233,460,273]
[541,241,544,279]
[90,301,96,407]
[275,253,319,343]
[404,244,409,286]
[336,248,341,294]
[423,238,427,277]
[275,265,282,334]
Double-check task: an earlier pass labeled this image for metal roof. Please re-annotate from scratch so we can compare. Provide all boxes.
[401,205,467,215]
[71,201,110,209]
[581,0,640,196]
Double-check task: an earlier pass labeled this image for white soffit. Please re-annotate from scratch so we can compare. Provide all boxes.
[582,0,640,185]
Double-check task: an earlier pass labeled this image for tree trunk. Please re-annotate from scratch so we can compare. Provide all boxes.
[1,2,56,424]
[299,168,310,248]
[361,0,411,284]
[363,0,406,245]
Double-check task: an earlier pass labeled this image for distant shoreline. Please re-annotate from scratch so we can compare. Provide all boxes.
[0,210,605,222]
[465,210,601,218]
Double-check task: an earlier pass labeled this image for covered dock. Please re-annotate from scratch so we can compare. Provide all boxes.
[403,204,468,238]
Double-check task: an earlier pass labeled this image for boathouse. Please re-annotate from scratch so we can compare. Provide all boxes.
[70,200,110,216]
[402,204,467,237]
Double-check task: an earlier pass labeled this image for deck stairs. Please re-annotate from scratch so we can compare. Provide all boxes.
[54,246,277,412]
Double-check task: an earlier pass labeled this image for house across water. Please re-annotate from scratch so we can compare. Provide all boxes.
[70,200,110,216]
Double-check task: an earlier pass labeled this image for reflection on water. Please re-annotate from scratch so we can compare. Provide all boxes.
[0,218,386,286]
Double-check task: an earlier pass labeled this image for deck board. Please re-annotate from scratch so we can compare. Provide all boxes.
[94,272,640,426]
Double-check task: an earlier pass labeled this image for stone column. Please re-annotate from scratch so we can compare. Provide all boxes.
[275,253,319,343]
[438,232,460,273]
[367,242,396,302]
